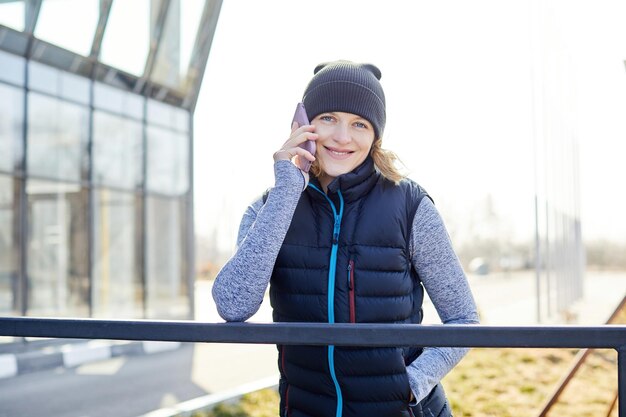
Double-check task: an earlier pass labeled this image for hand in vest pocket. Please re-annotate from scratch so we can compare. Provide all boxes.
[410,384,452,417]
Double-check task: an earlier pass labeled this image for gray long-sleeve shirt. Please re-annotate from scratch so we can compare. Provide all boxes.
[212,160,479,403]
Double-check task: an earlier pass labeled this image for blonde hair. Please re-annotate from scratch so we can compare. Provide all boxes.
[370,139,406,184]
[311,139,407,185]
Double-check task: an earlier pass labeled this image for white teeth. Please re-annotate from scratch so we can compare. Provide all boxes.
[329,149,349,155]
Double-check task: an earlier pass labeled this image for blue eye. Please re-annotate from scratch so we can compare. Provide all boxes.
[354,121,368,129]
[320,115,334,122]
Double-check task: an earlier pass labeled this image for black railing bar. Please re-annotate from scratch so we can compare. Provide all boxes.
[1,317,625,349]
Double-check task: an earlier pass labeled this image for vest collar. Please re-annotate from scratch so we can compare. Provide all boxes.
[309,156,379,203]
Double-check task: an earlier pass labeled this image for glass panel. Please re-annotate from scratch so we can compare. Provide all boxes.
[173,107,190,133]
[0,50,25,86]
[146,98,174,129]
[28,61,57,96]
[0,1,25,32]
[94,82,145,120]
[179,0,205,81]
[147,99,189,133]
[58,71,90,104]
[152,0,205,90]
[93,189,142,318]
[146,126,189,195]
[146,195,189,318]
[100,0,151,76]
[0,84,24,173]
[94,82,124,113]
[93,111,143,189]
[34,0,99,56]
[28,62,90,104]
[27,93,89,182]
[0,174,18,315]
[26,180,89,317]
[126,93,145,120]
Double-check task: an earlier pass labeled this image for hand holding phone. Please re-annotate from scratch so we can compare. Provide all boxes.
[292,102,316,172]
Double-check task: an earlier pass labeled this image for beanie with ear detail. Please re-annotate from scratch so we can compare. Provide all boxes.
[302,60,386,139]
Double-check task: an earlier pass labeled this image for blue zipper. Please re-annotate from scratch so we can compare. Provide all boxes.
[308,183,344,417]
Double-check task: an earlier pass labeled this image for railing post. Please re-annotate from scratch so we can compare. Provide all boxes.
[617,346,626,417]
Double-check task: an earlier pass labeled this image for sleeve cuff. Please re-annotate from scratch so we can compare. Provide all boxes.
[274,160,306,192]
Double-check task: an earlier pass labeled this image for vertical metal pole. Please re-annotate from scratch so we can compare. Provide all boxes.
[141,98,148,318]
[20,29,36,316]
[186,111,195,320]
[529,0,542,323]
[545,200,551,318]
[619,346,625,417]
[19,62,29,317]
[534,196,541,323]
[86,72,95,317]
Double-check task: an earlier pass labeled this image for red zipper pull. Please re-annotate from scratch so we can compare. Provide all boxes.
[348,259,356,323]
[347,260,353,289]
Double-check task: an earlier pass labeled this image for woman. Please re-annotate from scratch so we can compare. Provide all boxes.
[212,60,479,417]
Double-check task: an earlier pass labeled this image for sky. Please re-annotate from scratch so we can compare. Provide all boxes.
[194,0,626,252]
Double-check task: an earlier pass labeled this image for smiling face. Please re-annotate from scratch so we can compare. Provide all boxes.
[311,111,376,190]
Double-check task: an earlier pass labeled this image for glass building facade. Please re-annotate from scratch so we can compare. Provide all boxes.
[0,0,222,319]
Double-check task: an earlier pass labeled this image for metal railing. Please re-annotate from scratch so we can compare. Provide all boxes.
[1,317,625,415]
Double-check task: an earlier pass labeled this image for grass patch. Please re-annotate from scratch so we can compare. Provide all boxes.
[187,347,618,417]
[191,389,279,417]
[443,348,578,417]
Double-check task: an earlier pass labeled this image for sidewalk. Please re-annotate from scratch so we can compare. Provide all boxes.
[463,269,626,326]
[0,337,181,379]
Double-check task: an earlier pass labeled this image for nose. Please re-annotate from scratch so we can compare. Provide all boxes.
[331,122,351,144]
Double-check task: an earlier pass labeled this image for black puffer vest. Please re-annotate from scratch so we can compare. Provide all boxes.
[270,157,430,417]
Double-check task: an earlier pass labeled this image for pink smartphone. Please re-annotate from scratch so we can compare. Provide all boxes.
[292,102,316,172]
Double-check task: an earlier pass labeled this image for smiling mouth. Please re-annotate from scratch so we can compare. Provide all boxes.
[325,146,353,156]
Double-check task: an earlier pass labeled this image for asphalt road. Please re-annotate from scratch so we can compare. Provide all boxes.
[0,344,207,417]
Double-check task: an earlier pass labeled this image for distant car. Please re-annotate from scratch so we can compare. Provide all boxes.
[469,257,489,275]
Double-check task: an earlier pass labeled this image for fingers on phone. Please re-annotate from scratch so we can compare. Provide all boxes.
[292,124,315,135]
[287,133,317,150]
[273,146,315,164]
[295,147,316,162]
[297,131,318,144]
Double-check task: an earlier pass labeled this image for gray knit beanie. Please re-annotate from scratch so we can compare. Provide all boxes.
[302,60,386,139]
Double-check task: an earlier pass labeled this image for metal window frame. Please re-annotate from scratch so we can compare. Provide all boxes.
[184,0,223,112]
[0,0,223,111]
